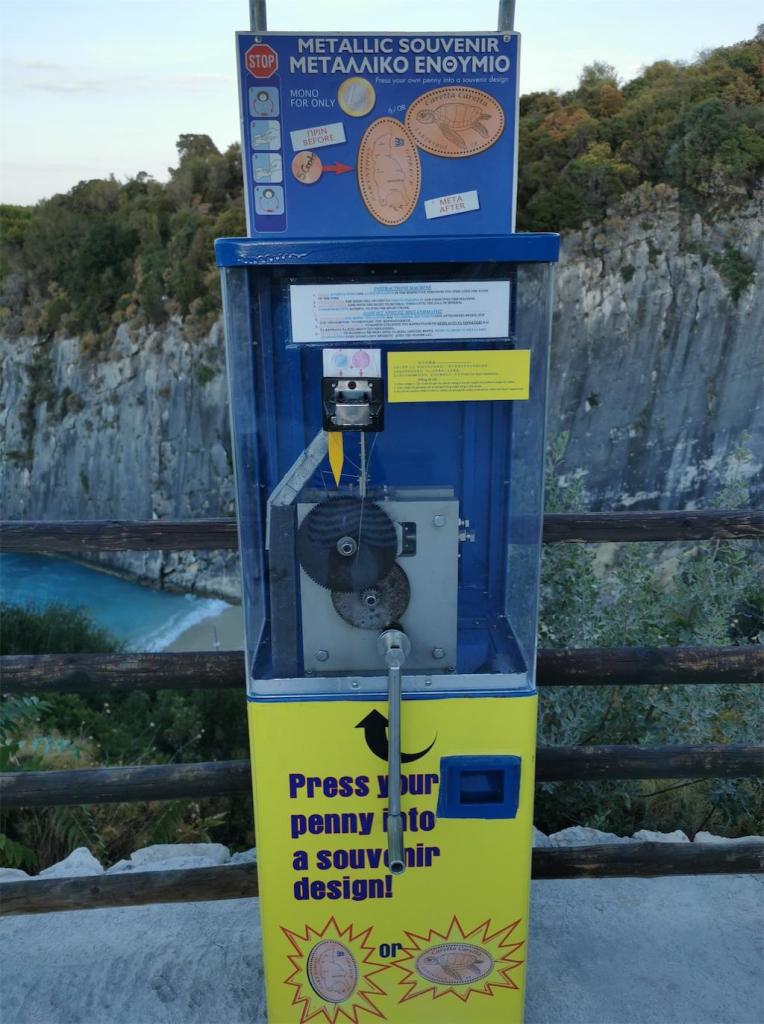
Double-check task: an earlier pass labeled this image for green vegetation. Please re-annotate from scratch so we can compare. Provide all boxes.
[518,33,764,230]
[0,602,250,869]
[0,34,761,345]
[536,437,763,838]
[0,135,245,343]
[710,244,756,301]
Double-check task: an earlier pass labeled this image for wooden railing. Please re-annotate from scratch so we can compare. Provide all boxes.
[1,511,762,916]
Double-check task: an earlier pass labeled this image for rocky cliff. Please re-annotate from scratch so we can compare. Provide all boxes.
[1,187,761,597]
[550,186,762,508]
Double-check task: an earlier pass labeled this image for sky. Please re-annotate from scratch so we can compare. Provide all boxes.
[0,0,759,205]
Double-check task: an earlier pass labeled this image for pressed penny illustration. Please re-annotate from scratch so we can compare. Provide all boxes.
[357,117,420,226]
[306,939,358,1003]
[292,151,323,184]
[338,76,376,117]
[405,88,505,157]
[415,942,494,986]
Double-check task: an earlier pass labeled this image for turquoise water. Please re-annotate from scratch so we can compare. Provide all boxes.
[0,553,228,651]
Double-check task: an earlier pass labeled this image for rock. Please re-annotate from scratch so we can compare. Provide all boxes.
[632,829,690,843]
[110,843,232,873]
[532,827,553,848]
[0,868,30,882]
[693,832,764,845]
[547,827,637,846]
[37,847,104,878]
[106,859,133,875]
[229,849,257,864]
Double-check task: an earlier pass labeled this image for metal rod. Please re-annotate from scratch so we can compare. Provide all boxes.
[498,0,516,31]
[387,661,404,872]
[377,629,411,876]
[249,0,267,32]
[359,432,367,498]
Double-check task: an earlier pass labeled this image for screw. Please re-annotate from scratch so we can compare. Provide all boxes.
[315,650,329,662]
[432,647,446,660]
[351,679,359,689]
[432,514,446,527]
[425,678,432,687]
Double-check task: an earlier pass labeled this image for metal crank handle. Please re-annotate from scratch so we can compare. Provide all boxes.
[377,628,411,877]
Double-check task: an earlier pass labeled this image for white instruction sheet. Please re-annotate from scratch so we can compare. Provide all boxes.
[289,281,511,344]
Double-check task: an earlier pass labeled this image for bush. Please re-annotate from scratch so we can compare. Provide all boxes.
[0,602,250,869]
[535,438,764,838]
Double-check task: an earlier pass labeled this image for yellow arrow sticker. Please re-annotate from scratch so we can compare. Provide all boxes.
[327,431,344,486]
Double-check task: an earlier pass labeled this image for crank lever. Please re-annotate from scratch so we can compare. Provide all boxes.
[377,628,411,876]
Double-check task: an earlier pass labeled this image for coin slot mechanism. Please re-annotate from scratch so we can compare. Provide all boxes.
[437,755,521,819]
[322,377,384,432]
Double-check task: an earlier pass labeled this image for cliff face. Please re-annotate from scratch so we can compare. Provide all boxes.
[1,188,761,596]
[550,187,763,509]
[0,320,240,597]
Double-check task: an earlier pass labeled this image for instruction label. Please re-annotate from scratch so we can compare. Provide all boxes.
[387,349,530,402]
[290,280,510,343]
[236,32,520,237]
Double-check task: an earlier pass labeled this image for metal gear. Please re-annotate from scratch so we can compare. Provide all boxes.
[296,496,398,593]
[331,564,411,630]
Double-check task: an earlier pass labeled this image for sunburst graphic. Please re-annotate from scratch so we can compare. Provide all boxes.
[282,917,390,1023]
[392,915,524,1004]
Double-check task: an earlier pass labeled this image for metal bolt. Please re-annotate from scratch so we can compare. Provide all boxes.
[432,514,446,527]
[350,679,359,689]
[315,649,329,662]
[424,678,432,687]
[432,647,446,660]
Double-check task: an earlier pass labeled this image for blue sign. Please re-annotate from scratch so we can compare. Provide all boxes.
[236,32,520,239]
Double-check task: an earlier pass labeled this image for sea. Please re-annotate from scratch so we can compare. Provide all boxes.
[0,553,229,652]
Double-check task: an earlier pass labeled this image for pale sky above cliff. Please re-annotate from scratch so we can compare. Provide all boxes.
[0,0,758,205]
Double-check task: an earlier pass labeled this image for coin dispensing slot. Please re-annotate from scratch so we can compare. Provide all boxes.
[437,755,522,819]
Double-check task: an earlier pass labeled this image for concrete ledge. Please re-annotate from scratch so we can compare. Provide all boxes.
[3,873,762,1023]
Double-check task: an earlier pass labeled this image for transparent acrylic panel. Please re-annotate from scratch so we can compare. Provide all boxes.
[222,261,553,696]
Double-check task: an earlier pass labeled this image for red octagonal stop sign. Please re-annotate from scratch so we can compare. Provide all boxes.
[245,43,278,79]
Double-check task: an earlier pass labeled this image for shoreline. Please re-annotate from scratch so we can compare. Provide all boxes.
[166,602,245,652]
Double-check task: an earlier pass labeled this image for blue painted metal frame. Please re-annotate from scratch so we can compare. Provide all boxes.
[437,754,522,819]
[215,233,560,268]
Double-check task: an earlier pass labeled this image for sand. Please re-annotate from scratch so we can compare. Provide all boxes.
[166,602,245,652]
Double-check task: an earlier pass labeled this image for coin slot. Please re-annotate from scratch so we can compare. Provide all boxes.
[458,769,504,805]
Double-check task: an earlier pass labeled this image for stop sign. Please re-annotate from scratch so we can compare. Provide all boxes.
[245,43,278,79]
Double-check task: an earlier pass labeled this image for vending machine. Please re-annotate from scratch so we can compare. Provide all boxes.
[219,24,558,1024]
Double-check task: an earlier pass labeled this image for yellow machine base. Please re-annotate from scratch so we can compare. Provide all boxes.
[248,694,537,1024]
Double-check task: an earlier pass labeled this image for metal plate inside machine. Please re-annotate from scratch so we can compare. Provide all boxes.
[298,489,459,674]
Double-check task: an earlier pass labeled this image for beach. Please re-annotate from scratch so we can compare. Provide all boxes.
[166,602,245,652]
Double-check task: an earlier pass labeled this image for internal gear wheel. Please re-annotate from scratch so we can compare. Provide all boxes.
[331,564,411,630]
[296,496,398,593]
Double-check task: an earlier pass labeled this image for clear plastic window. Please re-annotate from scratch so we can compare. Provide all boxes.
[222,261,553,694]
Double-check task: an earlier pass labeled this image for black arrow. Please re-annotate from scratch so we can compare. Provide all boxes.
[356,709,436,764]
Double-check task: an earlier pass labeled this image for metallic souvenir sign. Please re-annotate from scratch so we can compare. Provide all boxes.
[236,32,519,238]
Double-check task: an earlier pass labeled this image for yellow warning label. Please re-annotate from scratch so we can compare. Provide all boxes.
[387,349,530,403]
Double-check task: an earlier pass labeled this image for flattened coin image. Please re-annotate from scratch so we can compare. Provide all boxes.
[338,76,376,117]
[292,151,323,184]
[357,118,420,226]
[415,942,494,986]
[307,940,358,1003]
[405,88,504,158]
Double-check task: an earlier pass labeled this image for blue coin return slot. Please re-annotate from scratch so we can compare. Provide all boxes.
[437,755,522,819]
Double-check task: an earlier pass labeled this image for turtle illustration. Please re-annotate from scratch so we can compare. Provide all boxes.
[416,103,492,150]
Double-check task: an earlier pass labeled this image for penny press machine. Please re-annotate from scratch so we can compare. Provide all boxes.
[217,5,558,1022]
